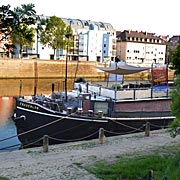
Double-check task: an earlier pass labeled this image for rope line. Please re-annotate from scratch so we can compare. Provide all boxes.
[149,122,168,128]
[17,112,76,138]
[104,124,145,135]
[48,121,90,137]
[0,118,170,145]
[21,137,43,149]
[48,129,99,142]
[0,143,21,151]
[0,135,17,143]
[109,118,145,131]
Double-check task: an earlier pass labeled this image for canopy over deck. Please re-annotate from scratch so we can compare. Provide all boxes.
[97,63,150,75]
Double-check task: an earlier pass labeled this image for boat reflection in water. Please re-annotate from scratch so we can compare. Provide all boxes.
[0,78,73,97]
[0,78,74,152]
[0,97,21,152]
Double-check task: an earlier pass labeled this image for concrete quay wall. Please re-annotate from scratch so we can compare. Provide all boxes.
[0,59,106,80]
[0,59,174,81]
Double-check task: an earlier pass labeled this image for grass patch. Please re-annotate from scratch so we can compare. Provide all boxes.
[0,177,10,180]
[85,145,180,180]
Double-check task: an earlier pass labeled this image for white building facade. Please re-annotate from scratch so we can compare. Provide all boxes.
[24,17,116,62]
[116,30,167,66]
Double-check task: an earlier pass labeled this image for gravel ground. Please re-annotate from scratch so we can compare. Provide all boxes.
[0,129,180,180]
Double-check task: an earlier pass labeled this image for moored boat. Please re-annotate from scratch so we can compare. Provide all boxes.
[12,81,174,148]
[12,62,175,148]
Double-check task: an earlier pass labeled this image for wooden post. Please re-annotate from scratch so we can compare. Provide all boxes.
[19,80,22,97]
[163,176,168,180]
[43,135,49,153]
[58,82,60,92]
[145,122,150,137]
[147,169,153,180]
[99,128,105,144]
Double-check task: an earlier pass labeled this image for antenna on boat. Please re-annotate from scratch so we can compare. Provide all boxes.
[52,83,54,92]
[65,20,72,101]
[19,80,22,97]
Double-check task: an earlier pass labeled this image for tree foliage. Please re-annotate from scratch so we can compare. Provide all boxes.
[39,16,73,59]
[169,44,180,137]
[171,44,180,75]
[0,3,37,57]
[12,24,35,56]
[12,3,37,57]
[0,5,15,37]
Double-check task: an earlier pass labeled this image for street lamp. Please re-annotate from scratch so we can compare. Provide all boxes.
[64,20,72,101]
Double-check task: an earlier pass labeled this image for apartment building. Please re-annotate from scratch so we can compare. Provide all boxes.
[116,30,167,66]
[78,25,116,62]
[168,35,180,50]
[24,17,116,62]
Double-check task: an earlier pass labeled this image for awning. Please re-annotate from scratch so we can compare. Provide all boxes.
[97,63,150,75]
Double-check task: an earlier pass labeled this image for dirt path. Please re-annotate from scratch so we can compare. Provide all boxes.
[0,129,180,180]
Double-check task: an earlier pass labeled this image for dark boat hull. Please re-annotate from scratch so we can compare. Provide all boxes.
[13,98,174,148]
[14,107,107,147]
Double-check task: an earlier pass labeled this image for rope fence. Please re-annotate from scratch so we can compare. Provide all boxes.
[48,130,99,142]
[0,119,170,152]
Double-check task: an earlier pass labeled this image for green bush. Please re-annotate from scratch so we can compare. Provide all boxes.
[111,83,121,90]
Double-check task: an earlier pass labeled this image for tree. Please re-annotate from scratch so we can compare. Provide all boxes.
[169,45,180,137]
[0,5,16,56]
[12,3,37,58]
[0,3,37,57]
[171,44,180,75]
[39,16,73,60]
[0,5,15,38]
[169,76,180,137]
[12,24,35,58]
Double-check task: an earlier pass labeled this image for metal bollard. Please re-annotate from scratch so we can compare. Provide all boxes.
[98,111,103,118]
[145,122,150,137]
[43,135,49,153]
[67,107,72,115]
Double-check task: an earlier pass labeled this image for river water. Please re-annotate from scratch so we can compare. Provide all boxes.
[0,97,21,152]
[0,78,67,152]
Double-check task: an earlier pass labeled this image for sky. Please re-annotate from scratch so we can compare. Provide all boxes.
[1,0,179,37]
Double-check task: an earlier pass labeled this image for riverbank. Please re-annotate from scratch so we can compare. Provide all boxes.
[1,59,174,81]
[0,129,180,180]
[0,59,106,80]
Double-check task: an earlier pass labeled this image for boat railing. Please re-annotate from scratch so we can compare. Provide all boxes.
[35,100,61,112]
[76,82,174,100]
